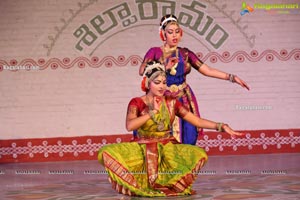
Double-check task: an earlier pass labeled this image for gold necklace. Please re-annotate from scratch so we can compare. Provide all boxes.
[162,46,178,75]
[163,45,177,54]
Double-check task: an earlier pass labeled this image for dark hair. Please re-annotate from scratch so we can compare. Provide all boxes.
[160,14,178,30]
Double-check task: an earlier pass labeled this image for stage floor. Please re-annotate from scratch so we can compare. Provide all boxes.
[0,153,299,200]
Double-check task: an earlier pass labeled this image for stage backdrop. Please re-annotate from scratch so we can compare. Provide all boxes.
[0,0,299,162]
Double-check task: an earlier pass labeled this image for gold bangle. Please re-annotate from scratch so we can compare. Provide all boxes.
[217,122,223,132]
[228,74,236,83]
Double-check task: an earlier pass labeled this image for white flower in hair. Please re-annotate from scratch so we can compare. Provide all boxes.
[159,16,177,31]
[143,62,165,78]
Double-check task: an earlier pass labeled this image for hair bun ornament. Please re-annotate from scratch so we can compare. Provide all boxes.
[159,16,177,30]
[143,61,165,77]
[141,61,165,92]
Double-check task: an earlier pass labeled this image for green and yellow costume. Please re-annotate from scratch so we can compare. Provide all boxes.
[98,97,207,197]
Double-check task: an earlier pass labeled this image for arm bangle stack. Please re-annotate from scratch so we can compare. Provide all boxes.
[217,122,223,132]
[228,74,235,83]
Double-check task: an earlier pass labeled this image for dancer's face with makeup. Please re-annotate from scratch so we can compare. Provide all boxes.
[148,74,167,97]
[164,23,181,47]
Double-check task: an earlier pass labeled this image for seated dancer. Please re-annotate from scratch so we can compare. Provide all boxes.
[98,61,243,197]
